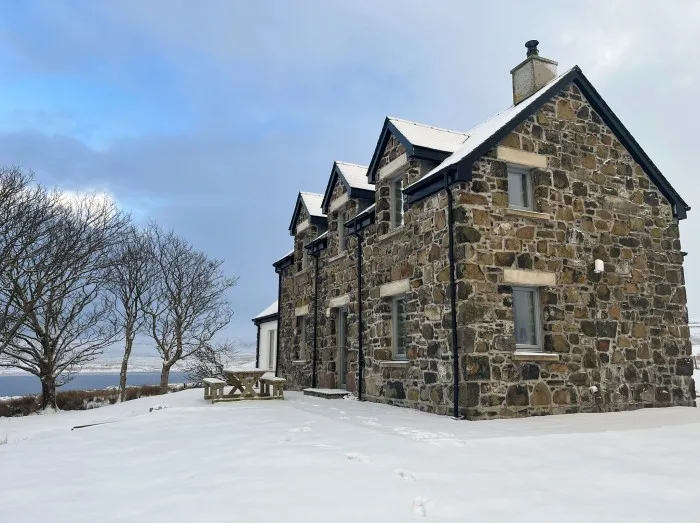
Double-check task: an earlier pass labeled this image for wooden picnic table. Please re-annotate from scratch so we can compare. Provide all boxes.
[222,368,267,399]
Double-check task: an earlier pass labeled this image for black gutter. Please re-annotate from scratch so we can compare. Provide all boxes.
[252,312,279,326]
[311,252,320,388]
[444,170,461,419]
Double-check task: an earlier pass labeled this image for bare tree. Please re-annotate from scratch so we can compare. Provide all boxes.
[184,340,238,383]
[141,224,237,393]
[0,193,131,409]
[0,168,58,356]
[106,226,155,402]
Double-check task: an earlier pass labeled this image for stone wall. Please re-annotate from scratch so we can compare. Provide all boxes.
[361,150,458,414]
[455,84,694,418]
[276,81,694,420]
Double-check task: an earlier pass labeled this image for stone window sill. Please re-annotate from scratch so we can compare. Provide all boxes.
[505,208,550,221]
[377,225,405,243]
[328,252,348,264]
[292,360,307,365]
[295,268,311,278]
[379,360,410,367]
[512,351,559,362]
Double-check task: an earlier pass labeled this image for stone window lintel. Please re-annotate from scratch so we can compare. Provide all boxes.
[328,252,348,264]
[379,360,411,367]
[511,352,559,362]
[504,207,550,221]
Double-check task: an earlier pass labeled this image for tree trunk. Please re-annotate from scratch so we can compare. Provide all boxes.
[118,334,134,402]
[159,363,171,394]
[40,374,58,410]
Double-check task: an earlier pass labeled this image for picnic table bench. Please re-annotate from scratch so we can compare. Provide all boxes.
[259,375,286,398]
[202,377,226,402]
[204,369,287,402]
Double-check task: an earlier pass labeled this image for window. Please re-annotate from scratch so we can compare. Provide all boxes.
[301,247,308,271]
[268,329,276,369]
[512,287,541,350]
[391,296,407,359]
[337,210,346,253]
[297,316,307,360]
[390,176,404,229]
[507,165,533,210]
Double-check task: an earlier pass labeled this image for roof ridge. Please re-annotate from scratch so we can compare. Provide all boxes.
[299,191,324,197]
[388,116,469,137]
[335,160,368,169]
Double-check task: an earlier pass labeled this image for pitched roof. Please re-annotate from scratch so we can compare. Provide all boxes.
[366,117,469,183]
[404,66,690,219]
[321,161,375,213]
[288,191,326,234]
[336,161,374,191]
[389,117,469,153]
[300,192,325,218]
[252,300,278,322]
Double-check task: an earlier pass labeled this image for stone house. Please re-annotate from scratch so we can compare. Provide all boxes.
[273,41,695,419]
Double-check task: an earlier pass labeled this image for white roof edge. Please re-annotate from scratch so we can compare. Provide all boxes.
[253,300,278,320]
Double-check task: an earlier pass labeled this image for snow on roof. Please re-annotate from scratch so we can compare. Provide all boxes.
[253,300,278,320]
[300,192,325,218]
[408,67,575,189]
[389,117,469,152]
[335,161,374,191]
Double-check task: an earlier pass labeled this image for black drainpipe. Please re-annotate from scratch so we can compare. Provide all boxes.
[255,321,261,368]
[274,268,283,377]
[312,253,320,388]
[355,228,364,400]
[445,170,460,419]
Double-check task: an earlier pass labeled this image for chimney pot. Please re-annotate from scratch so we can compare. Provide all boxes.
[525,40,539,57]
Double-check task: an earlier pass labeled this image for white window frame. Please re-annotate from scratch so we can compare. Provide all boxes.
[268,329,276,369]
[512,286,542,351]
[337,209,346,254]
[507,165,533,210]
[391,296,407,360]
[390,175,405,229]
[297,316,307,360]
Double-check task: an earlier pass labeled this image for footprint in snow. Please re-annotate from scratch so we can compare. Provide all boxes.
[413,497,428,517]
[362,420,380,427]
[287,427,311,433]
[345,453,369,463]
[303,420,316,425]
[393,470,416,482]
[338,416,349,420]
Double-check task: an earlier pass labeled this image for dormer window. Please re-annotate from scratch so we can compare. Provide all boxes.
[390,176,404,229]
[507,165,533,210]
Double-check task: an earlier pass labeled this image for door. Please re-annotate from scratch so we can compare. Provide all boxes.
[337,308,347,389]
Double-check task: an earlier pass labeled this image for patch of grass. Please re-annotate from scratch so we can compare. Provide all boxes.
[0,383,177,418]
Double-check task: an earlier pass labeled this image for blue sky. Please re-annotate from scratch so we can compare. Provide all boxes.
[1,0,700,353]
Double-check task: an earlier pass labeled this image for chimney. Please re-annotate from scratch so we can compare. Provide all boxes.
[510,40,558,105]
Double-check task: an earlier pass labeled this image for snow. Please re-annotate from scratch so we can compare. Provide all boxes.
[335,161,374,191]
[406,67,577,190]
[253,300,278,320]
[1,389,699,522]
[300,191,325,218]
[389,117,469,153]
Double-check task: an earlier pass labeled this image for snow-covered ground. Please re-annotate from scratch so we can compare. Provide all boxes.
[1,386,699,522]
